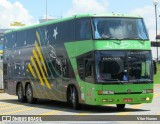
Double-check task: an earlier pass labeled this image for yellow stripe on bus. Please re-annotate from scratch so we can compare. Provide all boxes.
[36,31,41,46]
[35,41,48,77]
[32,49,51,89]
[28,63,37,78]
[30,56,44,86]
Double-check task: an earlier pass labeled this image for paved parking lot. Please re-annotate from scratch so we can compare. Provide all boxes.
[0,85,160,123]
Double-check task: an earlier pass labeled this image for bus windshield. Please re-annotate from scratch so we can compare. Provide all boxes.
[92,17,149,40]
[95,51,152,83]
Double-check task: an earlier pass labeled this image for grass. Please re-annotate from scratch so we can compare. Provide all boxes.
[154,63,160,84]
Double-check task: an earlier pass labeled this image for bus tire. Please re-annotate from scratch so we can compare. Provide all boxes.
[26,84,37,104]
[116,104,125,109]
[70,86,80,110]
[17,83,26,103]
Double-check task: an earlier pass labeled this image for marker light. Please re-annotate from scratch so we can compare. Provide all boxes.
[102,99,114,102]
[123,98,133,102]
[102,99,107,102]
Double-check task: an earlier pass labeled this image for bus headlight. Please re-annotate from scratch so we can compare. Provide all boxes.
[146,97,150,101]
[98,90,114,95]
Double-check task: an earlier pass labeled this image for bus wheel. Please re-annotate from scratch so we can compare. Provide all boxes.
[26,84,37,104]
[17,83,26,102]
[70,86,80,110]
[116,104,125,109]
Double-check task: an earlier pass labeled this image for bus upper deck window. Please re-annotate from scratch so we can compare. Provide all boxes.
[76,19,92,41]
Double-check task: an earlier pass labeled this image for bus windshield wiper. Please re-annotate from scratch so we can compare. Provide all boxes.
[102,79,119,81]
[100,79,128,84]
[95,37,122,40]
[96,37,116,40]
[119,37,148,41]
[130,79,152,83]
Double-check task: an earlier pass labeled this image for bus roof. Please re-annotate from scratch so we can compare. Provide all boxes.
[5,13,142,34]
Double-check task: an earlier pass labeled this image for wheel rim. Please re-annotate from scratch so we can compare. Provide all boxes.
[26,86,32,99]
[71,87,76,105]
[18,85,23,99]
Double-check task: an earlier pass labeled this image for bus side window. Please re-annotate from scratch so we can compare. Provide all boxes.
[77,53,94,82]
[61,20,75,42]
[85,59,94,83]
[17,31,26,47]
[77,57,85,80]
[76,19,92,41]
[26,29,36,46]
[5,32,16,49]
[3,63,8,76]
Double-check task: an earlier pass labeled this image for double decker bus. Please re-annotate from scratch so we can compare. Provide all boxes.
[3,14,154,109]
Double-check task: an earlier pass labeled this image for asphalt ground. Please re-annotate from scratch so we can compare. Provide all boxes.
[0,85,160,124]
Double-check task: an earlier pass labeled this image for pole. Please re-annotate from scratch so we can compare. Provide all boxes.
[46,0,47,20]
[155,4,158,62]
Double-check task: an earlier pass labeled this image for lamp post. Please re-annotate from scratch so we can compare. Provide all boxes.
[46,0,48,20]
[153,0,158,62]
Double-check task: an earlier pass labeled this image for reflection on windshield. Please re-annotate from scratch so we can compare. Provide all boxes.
[92,18,148,40]
[128,52,151,80]
[96,51,152,83]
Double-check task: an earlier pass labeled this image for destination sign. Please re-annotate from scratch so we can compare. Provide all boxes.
[102,57,121,61]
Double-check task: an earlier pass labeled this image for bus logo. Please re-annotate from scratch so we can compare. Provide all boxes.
[127,89,131,94]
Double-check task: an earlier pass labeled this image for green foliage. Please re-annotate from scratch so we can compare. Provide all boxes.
[154,63,160,84]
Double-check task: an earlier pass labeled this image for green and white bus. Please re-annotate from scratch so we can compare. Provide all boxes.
[3,14,154,109]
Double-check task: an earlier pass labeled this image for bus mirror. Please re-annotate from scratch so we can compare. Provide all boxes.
[153,60,157,75]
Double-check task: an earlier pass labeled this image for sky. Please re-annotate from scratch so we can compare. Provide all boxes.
[0,0,160,40]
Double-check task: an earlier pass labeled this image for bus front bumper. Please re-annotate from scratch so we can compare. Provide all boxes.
[86,93,153,105]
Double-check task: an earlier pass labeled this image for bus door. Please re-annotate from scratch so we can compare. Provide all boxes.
[3,62,9,91]
[4,62,14,94]
[84,58,95,102]
[57,58,70,101]
[77,53,94,102]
